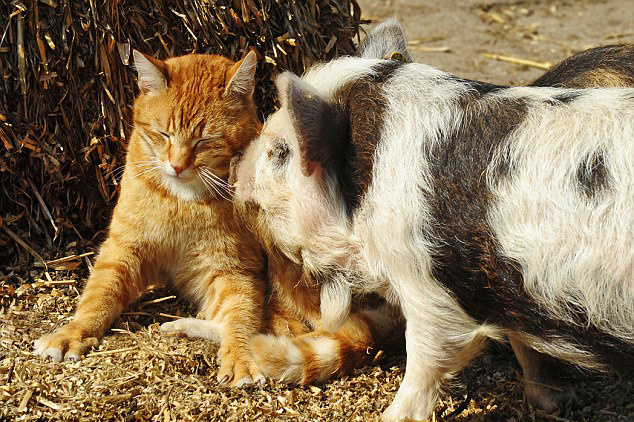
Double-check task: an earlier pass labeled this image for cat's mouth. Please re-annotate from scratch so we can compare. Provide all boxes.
[162,162,196,180]
[166,170,195,180]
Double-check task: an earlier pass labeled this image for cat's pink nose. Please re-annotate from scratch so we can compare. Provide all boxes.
[170,163,188,175]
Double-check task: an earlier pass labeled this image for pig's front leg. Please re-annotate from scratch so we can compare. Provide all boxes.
[382,282,490,421]
[381,324,440,421]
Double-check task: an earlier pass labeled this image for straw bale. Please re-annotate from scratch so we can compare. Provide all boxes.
[0,0,363,267]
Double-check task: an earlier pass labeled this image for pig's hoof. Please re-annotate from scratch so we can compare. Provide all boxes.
[525,382,577,413]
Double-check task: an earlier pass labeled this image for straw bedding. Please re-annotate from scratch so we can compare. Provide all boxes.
[2,277,633,421]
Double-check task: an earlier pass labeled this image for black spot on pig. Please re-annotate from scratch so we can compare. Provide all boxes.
[332,60,404,214]
[577,151,609,199]
[531,44,634,88]
[426,96,527,325]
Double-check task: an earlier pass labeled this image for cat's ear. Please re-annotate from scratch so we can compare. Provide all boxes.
[225,51,257,98]
[356,17,412,62]
[133,50,168,94]
[277,72,348,177]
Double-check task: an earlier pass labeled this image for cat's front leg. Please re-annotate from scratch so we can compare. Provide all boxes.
[199,272,266,387]
[34,237,153,362]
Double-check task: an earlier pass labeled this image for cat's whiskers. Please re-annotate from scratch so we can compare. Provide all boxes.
[105,165,126,179]
[197,172,216,196]
[200,166,234,194]
[105,160,157,179]
[198,169,232,201]
[203,167,232,187]
[199,166,229,187]
[106,161,160,185]
[200,170,234,200]
[128,163,162,181]
[206,177,233,202]
[201,173,232,196]
[198,172,232,202]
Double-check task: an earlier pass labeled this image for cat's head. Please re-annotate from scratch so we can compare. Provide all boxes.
[129,50,259,202]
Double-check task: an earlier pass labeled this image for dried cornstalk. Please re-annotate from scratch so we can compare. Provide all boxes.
[0,0,364,269]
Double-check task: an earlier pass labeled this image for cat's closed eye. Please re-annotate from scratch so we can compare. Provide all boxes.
[156,130,173,143]
[194,134,223,150]
[194,138,214,149]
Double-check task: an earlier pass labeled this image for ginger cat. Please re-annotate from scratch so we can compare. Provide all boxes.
[162,226,402,384]
[34,50,267,386]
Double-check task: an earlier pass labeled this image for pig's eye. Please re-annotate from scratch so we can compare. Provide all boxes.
[267,140,290,165]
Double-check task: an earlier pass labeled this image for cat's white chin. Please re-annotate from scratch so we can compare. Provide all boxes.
[161,175,208,202]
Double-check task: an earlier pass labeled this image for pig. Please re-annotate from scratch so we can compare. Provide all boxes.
[357,23,634,413]
[231,20,634,421]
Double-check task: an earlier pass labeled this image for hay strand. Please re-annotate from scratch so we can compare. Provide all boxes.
[483,53,552,70]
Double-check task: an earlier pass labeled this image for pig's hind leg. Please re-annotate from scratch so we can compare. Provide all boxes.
[509,335,577,413]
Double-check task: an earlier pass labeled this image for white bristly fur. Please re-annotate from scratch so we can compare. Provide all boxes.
[302,57,383,98]
[233,56,634,421]
[487,88,634,345]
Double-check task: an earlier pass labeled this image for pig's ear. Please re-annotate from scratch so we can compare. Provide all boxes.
[356,17,412,62]
[133,50,169,94]
[277,72,348,177]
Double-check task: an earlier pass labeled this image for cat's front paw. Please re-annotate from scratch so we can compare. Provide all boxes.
[34,326,99,362]
[217,344,265,387]
[160,318,223,342]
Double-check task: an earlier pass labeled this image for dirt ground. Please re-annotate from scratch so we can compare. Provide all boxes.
[2,1,634,421]
[362,0,634,85]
